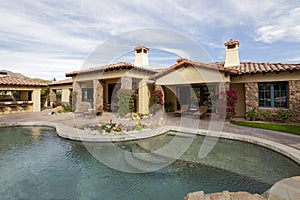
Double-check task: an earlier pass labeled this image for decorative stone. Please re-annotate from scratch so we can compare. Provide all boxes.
[245,82,258,113]
[289,80,300,121]
[184,191,265,200]
[93,79,103,115]
[73,81,82,112]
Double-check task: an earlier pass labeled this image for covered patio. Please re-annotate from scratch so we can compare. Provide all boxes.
[66,62,157,115]
[0,75,47,115]
[150,59,237,114]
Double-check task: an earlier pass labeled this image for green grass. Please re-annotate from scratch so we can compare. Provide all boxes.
[231,121,300,135]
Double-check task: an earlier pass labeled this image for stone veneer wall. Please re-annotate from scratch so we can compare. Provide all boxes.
[244,82,258,113]
[289,80,300,121]
[244,81,300,122]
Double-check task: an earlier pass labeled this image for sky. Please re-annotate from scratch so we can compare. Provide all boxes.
[0,0,300,80]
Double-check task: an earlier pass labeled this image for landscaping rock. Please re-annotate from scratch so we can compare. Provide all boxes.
[184,191,265,200]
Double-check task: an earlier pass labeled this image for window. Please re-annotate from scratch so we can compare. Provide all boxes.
[82,88,93,102]
[258,82,288,108]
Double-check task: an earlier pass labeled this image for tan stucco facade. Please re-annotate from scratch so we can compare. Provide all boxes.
[231,71,300,83]
[155,64,230,85]
[71,69,154,114]
[0,86,42,114]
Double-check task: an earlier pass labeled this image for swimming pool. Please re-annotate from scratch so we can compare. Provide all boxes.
[0,126,299,200]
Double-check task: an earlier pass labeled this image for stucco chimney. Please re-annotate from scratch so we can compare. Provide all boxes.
[134,45,149,67]
[224,39,240,67]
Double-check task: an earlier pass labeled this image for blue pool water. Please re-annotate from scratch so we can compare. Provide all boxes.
[0,126,299,200]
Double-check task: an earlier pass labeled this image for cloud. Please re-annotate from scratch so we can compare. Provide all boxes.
[0,0,300,79]
[254,6,300,43]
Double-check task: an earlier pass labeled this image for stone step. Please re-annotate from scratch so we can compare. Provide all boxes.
[123,152,173,173]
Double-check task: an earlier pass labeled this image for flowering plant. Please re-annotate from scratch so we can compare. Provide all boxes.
[82,120,146,134]
[215,88,237,119]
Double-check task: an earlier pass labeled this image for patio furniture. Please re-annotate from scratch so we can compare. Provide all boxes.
[174,104,189,116]
[10,103,19,113]
[193,105,209,118]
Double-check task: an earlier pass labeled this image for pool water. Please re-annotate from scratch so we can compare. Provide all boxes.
[0,126,299,200]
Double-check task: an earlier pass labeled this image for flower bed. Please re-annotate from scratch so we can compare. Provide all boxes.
[81,121,149,135]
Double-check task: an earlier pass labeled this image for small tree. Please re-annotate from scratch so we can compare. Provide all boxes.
[117,89,132,118]
[151,89,163,114]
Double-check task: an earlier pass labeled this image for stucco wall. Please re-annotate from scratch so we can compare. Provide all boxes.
[155,65,230,85]
[231,83,246,117]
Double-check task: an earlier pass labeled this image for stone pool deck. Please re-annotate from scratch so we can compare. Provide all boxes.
[1,109,300,200]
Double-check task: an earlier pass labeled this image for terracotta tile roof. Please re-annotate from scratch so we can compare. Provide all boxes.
[66,62,157,77]
[0,76,47,87]
[48,78,73,86]
[150,59,238,80]
[214,62,300,75]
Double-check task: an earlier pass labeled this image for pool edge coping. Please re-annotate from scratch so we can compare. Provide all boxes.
[1,121,300,165]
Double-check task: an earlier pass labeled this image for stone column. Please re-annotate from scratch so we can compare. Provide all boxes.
[49,89,56,108]
[32,89,41,112]
[93,79,103,115]
[245,82,258,113]
[289,80,300,121]
[121,76,132,90]
[73,81,82,112]
[61,89,71,104]
[138,80,150,114]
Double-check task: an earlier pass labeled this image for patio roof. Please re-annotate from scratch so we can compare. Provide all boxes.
[0,76,47,87]
[48,78,73,86]
[66,62,157,77]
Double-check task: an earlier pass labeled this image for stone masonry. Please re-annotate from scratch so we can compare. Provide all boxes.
[184,190,265,200]
[73,81,82,112]
[289,80,300,121]
[93,79,103,115]
[245,82,258,113]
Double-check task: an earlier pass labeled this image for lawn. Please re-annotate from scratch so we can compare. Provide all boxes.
[231,121,300,135]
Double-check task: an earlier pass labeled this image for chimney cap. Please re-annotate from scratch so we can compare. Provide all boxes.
[176,57,187,63]
[224,39,240,47]
[134,45,149,51]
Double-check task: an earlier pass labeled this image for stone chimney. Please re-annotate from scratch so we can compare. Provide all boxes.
[134,45,149,67]
[224,39,240,67]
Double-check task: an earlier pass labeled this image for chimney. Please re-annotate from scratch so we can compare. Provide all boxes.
[224,39,240,67]
[134,45,149,67]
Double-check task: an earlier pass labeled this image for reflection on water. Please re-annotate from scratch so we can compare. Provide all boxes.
[0,127,299,200]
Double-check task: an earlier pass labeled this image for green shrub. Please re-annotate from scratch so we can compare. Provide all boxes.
[274,109,295,122]
[63,103,72,112]
[164,102,174,112]
[246,107,259,121]
[117,89,133,118]
[260,109,273,121]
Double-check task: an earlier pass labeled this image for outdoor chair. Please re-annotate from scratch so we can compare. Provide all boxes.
[193,105,209,118]
[174,104,189,116]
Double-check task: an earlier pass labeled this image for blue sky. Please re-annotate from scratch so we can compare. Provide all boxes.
[1,0,300,80]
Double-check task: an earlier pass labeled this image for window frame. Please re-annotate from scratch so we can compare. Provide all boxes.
[258,82,288,108]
